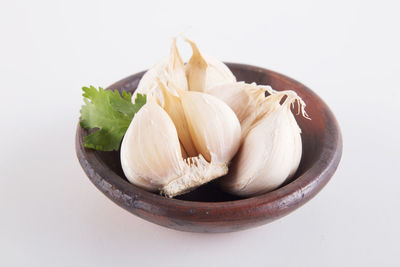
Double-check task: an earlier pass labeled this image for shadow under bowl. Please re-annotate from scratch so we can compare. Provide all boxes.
[75,63,342,233]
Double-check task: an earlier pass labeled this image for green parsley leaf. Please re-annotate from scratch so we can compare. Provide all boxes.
[79,86,146,151]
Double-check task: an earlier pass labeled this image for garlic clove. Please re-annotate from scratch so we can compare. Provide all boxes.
[134,38,188,105]
[207,82,276,138]
[121,98,185,192]
[184,38,208,93]
[184,38,236,93]
[207,82,258,123]
[158,80,198,158]
[220,91,309,197]
[178,90,241,165]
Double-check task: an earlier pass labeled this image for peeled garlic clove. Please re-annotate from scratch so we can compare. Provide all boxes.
[134,38,188,105]
[121,99,185,192]
[220,91,309,197]
[185,38,236,92]
[158,80,198,157]
[178,90,241,165]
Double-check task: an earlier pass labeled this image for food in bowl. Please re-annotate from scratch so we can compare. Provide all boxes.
[79,37,310,198]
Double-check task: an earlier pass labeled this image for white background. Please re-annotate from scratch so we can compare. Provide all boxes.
[1,0,399,266]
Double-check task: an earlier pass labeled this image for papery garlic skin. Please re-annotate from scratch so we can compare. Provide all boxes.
[134,38,188,105]
[179,91,241,165]
[158,81,198,157]
[185,38,236,93]
[220,91,308,197]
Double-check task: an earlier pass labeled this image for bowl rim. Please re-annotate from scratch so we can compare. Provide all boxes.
[76,63,342,224]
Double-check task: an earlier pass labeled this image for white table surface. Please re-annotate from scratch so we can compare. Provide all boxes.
[1,0,399,266]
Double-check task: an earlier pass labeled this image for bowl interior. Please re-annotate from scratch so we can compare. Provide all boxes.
[88,64,324,202]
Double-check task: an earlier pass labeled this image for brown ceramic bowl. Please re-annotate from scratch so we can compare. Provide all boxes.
[75,63,342,233]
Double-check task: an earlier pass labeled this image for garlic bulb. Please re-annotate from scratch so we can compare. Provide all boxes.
[220,91,309,197]
[207,82,275,137]
[134,38,188,105]
[185,38,236,92]
[121,90,241,197]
